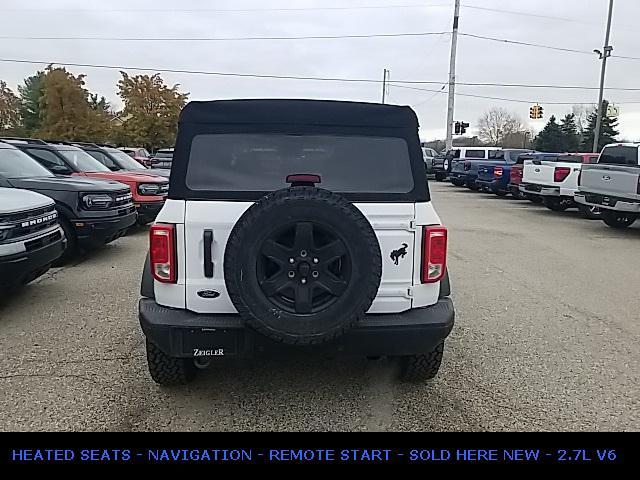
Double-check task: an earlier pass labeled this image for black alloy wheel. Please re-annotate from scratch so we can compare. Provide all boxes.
[257,221,351,315]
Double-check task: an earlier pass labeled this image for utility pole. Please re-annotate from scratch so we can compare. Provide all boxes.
[382,69,389,104]
[445,0,461,151]
[593,0,614,153]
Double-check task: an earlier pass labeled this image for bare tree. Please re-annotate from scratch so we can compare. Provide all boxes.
[477,108,523,146]
[571,104,594,135]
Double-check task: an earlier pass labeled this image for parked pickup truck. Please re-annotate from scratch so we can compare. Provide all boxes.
[575,143,640,228]
[520,153,601,218]
[475,149,535,196]
[449,147,501,189]
[0,187,66,292]
[430,152,449,182]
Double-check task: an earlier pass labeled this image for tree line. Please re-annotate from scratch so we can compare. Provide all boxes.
[0,66,189,151]
[424,104,621,153]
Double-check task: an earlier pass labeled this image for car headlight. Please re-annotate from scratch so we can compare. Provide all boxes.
[138,183,161,196]
[81,194,114,210]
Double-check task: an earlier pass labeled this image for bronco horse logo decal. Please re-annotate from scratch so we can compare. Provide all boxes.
[390,243,408,265]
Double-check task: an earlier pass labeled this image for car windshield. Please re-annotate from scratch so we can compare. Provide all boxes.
[154,151,173,159]
[58,148,111,172]
[557,155,585,163]
[0,147,55,178]
[186,134,414,193]
[105,148,147,170]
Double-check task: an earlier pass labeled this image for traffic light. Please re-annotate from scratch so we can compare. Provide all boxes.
[529,105,544,119]
[454,121,461,134]
[460,122,469,134]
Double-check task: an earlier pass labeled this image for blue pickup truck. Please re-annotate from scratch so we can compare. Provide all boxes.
[475,149,536,196]
[449,147,501,189]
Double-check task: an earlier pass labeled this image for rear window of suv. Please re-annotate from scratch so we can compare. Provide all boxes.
[599,146,639,166]
[185,134,415,193]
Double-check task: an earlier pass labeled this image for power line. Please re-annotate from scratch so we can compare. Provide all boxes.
[1,57,639,93]
[5,29,639,63]
[0,4,449,13]
[0,32,450,42]
[459,33,594,55]
[390,83,640,105]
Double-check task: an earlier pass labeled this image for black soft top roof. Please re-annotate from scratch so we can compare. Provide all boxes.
[179,99,419,129]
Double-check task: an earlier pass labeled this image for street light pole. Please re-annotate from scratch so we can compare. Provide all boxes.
[593,0,614,153]
[445,0,461,151]
[382,69,389,104]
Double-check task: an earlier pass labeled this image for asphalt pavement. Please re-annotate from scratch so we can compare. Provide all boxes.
[1,181,638,431]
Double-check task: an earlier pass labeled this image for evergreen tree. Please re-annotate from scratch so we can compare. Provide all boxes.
[17,71,45,134]
[580,100,619,152]
[560,113,580,152]
[533,115,565,152]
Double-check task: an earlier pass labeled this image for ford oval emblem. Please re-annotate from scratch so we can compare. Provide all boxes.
[197,290,220,299]
[535,168,541,173]
[602,175,611,181]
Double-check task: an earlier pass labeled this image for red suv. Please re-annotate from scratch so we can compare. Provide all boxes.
[120,147,151,167]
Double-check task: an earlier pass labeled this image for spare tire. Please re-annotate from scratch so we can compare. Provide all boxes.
[224,186,382,345]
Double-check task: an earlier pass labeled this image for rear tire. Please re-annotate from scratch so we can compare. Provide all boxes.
[398,342,444,382]
[601,210,637,229]
[527,194,543,204]
[146,339,196,386]
[578,204,602,220]
[495,190,508,197]
[543,197,568,212]
[435,172,447,182]
[451,178,464,187]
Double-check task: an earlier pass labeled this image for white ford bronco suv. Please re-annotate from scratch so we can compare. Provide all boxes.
[0,187,65,291]
[139,100,455,385]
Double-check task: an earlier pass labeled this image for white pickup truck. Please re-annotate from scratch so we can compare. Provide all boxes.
[575,143,640,229]
[520,153,600,218]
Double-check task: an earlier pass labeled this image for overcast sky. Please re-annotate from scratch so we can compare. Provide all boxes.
[1,0,639,141]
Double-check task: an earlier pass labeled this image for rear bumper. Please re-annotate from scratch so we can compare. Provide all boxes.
[575,192,640,212]
[476,178,508,192]
[520,183,576,198]
[520,183,561,197]
[73,210,137,247]
[0,229,65,287]
[139,297,455,358]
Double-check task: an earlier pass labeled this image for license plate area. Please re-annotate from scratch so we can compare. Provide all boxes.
[181,328,238,357]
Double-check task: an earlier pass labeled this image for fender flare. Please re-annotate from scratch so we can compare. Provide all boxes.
[140,252,155,299]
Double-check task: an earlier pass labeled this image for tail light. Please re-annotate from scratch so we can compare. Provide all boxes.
[421,226,447,283]
[150,224,176,283]
[494,167,503,178]
[554,167,571,183]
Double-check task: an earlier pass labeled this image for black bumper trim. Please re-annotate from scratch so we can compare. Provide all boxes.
[0,234,65,287]
[139,297,455,358]
[73,211,137,247]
